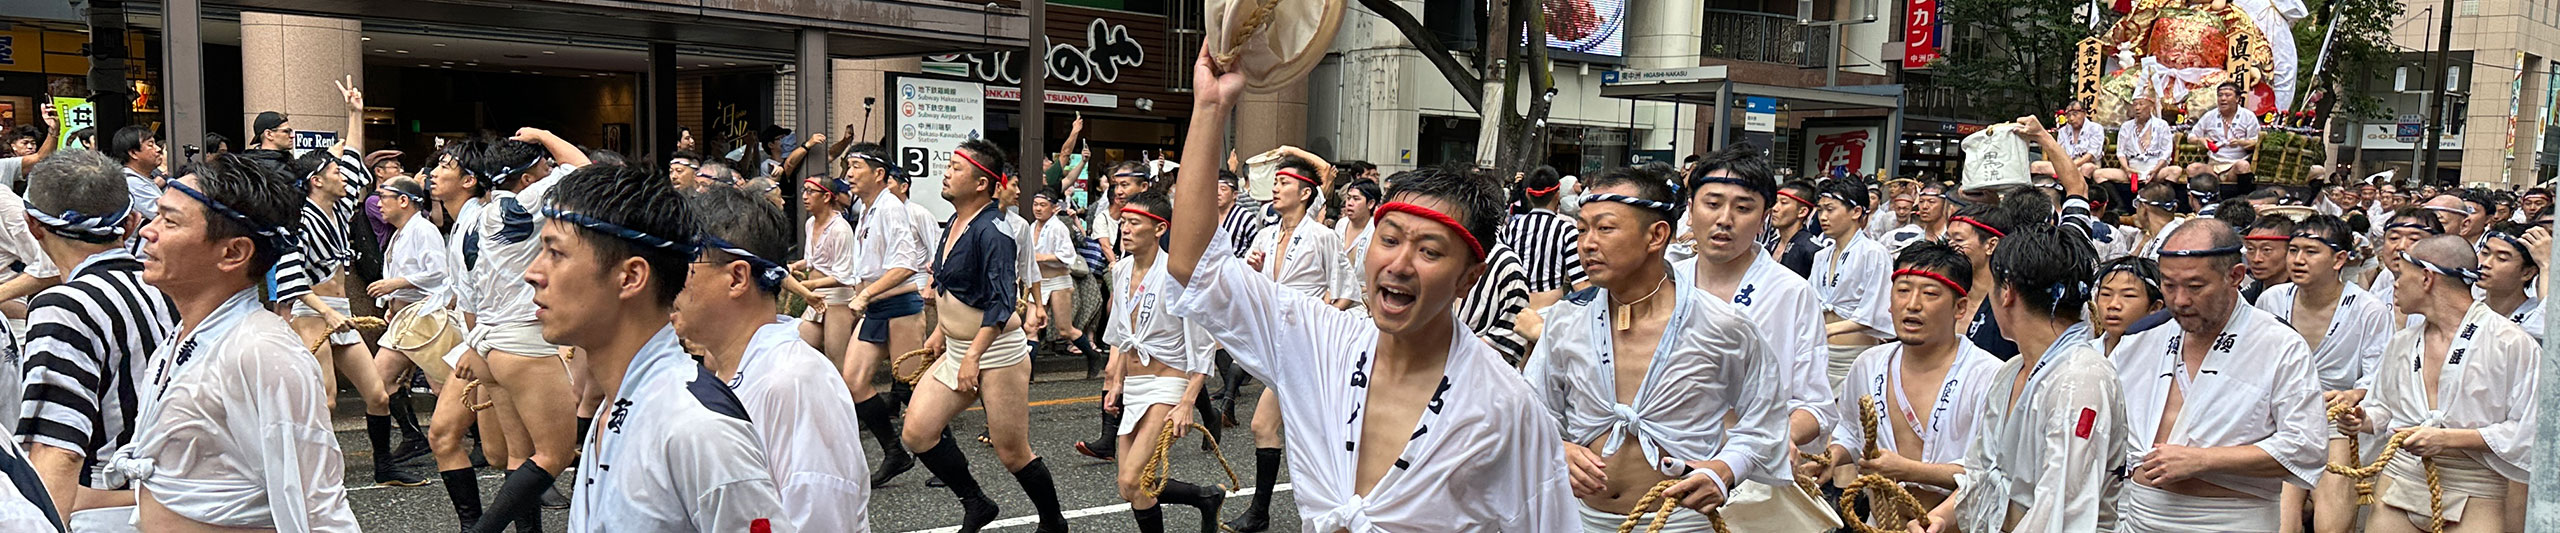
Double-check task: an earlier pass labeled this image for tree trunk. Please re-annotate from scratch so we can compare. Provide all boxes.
[1356,0,1484,111]
[1474,0,1512,169]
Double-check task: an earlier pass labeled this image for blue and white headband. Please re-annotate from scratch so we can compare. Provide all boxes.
[2157,245,2242,258]
[539,207,702,257]
[2483,231,2537,267]
[165,180,301,298]
[22,198,129,244]
[697,235,787,293]
[2399,251,2484,284]
[1582,193,1676,214]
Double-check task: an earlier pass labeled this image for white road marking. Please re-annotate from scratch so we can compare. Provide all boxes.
[902,483,1293,533]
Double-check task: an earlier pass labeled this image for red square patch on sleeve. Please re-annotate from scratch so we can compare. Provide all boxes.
[2074,408,2097,439]
[751,518,771,533]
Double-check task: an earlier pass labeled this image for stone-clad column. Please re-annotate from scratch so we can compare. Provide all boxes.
[239,12,361,148]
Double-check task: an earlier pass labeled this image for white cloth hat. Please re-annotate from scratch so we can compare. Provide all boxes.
[1959,124,2031,192]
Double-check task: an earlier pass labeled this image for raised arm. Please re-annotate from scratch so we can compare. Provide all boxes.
[1057,116,1086,167]
[510,127,591,168]
[1168,49,1248,285]
[336,77,365,155]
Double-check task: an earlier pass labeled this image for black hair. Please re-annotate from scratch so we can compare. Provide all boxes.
[201,132,228,154]
[1337,160,1376,178]
[1522,166,1562,205]
[2246,214,2297,237]
[2293,214,2355,257]
[1778,179,1819,201]
[844,142,892,173]
[587,149,627,168]
[1380,165,1506,264]
[545,164,700,307]
[1688,144,1776,205]
[285,149,341,195]
[954,138,1010,193]
[110,125,156,164]
[1342,179,1382,210]
[486,139,548,188]
[2213,199,2257,229]
[1124,190,1173,223]
[669,149,702,163]
[1988,221,2098,320]
[1818,178,1872,211]
[24,150,131,235]
[2385,205,2445,234]
[177,153,303,280]
[2217,81,2244,96]
[434,137,494,197]
[1584,165,1680,225]
[2165,217,2247,271]
[1895,239,1974,294]
[2137,180,2188,213]
[689,185,792,296]
[2096,256,2165,303]
[7,125,41,142]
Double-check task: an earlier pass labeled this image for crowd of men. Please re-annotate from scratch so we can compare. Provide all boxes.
[0,45,2539,533]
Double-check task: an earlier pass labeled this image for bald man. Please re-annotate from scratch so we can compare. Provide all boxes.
[2108,218,2327,533]
[2422,195,2483,243]
[2334,236,2540,533]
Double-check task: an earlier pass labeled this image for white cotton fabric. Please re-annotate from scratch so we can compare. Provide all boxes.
[1107,256,1216,376]
[904,200,940,288]
[1249,212,1352,300]
[1523,283,1791,484]
[2118,117,2176,176]
[2254,282,2397,391]
[2057,121,2109,161]
[1812,233,1895,337]
[570,326,790,532]
[1833,341,2004,494]
[1172,221,1576,532]
[2133,217,2190,260]
[466,172,563,328]
[1035,216,1080,274]
[854,191,931,291]
[1337,220,1373,311]
[731,319,871,533]
[380,212,452,308]
[1116,375,1193,435]
[1952,323,2127,533]
[1001,210,1042,291]
[2498,296,2545,343]
[1960,125,2032,191]
[2359,302,2539,484]
[2110,303,2327,504]
[1673,251,1836,442]
[104,289,357,532]
[2193,109,2263,162]
[0,184,58,282]
[444,198,484,314]
[806,214,858,285]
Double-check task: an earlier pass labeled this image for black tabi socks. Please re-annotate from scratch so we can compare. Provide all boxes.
[1249,448,1281,511]
[470,464,554,533]
[1132,506,1165,533]
[858,396,916,488]
[915,439,999,532]
[442,468,482,528]
[366,415,394,462]
[575,416,592,446]
[1011,457,1068,531]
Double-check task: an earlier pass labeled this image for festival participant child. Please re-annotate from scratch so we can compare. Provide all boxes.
[1164,50,1576,531]
[522,164,788,531]
[2091,257,2166,355]
[2335,235,2540,533]
[1528,166,1789,531]
[676,186,871,532]
[2109,218,2328,533]
[1100,190,1226,533]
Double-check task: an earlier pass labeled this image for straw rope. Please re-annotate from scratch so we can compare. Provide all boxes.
[1135,421,1242,502]
[1831,396,1933,533]
[1616,479,1731,533]
[2323,403,2445,533]
[893,348,933,385]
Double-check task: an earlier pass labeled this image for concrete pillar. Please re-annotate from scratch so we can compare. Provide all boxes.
[1331,0,1429,172]
[796,28,830,180]
[1625,0,1702,158]
[1235,80,1310,163]
[239,12,360,148]
[834,58,924,147]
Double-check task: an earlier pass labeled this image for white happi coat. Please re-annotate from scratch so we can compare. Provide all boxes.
[2255,282,2398,391]
[1834,340,2005,495]
[1110,256,1216,376]
[2359,303,2540,484]
[103,289,358,531]
[2497,296,2545,343]
[2110,303,2326,507]
[380,212,452,308]
[570,326,789,532]
[1674,251,1836,439]
[1812,233,1895,337]
[1523,282,1790,484]
[854,191,931,290]
[729,319,870,533]
[1173,224,1576,532]
[1250,211,1354,299]
[1951,323,2128,533]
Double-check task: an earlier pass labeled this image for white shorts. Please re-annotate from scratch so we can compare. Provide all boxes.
[2119,482,2279,533]
[1116,375,1192,435]
[1039,275,1072,295]
[468,322,560,358]
[289,296,362,346]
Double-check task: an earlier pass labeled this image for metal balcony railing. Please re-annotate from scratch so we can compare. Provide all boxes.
[1701,9,1832,68]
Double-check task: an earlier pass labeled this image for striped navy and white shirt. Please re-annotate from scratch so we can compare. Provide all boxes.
[1456,243,1532,365]
[14,248,175,488]
[1500,209,1584,293]
[271,152,374,302]
[1218,198,1266,260]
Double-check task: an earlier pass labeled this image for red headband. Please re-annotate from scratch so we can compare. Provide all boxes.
[1372,201,1485,260]
[1525,185,1559,197]
[1775,190,1816,207]
[1277,169,1319,186]
[1893,268,1969,297]
[1950,216,2004,238]
[955,151,1005,186]
[2242,234,2292,241]
[1119,206,1168,224]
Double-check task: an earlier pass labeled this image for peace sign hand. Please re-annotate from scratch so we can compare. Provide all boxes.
[335,76,364,111]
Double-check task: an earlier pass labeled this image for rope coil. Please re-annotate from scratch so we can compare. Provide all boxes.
[1832,396,1933,533]
[893,348,933,385]
[1616,479,1731,533]
[2323,403,2446,533]
[1135,421,1242,501]
[462,379,495,412]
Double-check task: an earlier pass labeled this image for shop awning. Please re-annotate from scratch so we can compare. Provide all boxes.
[1597,67,1901,111]
[190,0,1028,57]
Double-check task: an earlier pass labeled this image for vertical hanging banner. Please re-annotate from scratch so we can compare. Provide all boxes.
[1904,0,1940,68]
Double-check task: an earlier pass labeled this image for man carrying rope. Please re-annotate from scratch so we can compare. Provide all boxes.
[676,186,872,532]
[1098,190,1226,533]
[2108,218,2329,533]
[2256,214,2399,533]
[1522,166,1788,532]
[1164,49,1575,531]
[1818,240,2003,518]
[2332,234,2540,533]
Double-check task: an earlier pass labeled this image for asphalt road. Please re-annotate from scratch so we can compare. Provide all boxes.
[334,364,1299,532]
